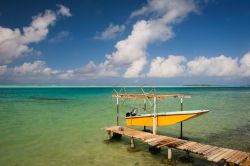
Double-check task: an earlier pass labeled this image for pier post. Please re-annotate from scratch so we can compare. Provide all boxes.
[153,96,157,135]
[108,131,112,140]
[111,133,122,140]
[223,161,229,166]
[179,151,193,163]
[168,148,173,162]
[180,98,183,139]
[149,146,161,154]
[130,137,135,149]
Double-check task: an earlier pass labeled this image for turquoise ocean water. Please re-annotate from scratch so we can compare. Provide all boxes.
[0,87,249,166]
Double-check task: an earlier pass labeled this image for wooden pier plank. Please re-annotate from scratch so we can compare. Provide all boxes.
[235,153,248,165]
[157,140,182,148]
[178,142,197,150]
[228,151,247,163]
[194,145,212,154]
[213,149,234,162]
[105,126,249,165]
[207,148,228,162]
[204,147,220,157]
[188,143,204,151]
[227,151,242,162]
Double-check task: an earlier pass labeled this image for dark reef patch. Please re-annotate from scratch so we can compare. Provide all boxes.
[29,96,68,101]
[204,123,250,152]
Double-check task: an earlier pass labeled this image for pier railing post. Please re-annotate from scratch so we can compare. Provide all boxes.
[153,96,157,135]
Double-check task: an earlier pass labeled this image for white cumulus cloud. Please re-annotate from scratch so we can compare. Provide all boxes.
[0,5,71,65]
[95,24,125,40]
[0,60,118,81]
[69,61,118,79]
[239,52,250,77]
[88,0,197,78]
[0,65,7,75]
[57,4,72,17]
[1,52,250,83]
[13,60,59,76]
[0,27,32,64]
[146,52,250,78]
[187,55,239,76]
[147,55,186,77]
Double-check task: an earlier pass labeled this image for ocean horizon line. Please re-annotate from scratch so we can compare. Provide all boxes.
[0,85,249,88]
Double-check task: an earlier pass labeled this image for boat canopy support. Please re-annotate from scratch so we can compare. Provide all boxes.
[112,93,191,100]
[180,98,183,139]
[112,88,191,135]
[153,96,157,135]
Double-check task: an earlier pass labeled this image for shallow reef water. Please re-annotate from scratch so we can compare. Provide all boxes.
[0,87,249,166]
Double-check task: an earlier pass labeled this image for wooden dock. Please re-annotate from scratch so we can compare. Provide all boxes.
[105,126,250,166]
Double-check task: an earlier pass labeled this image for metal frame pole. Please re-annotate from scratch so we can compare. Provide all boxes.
[180,98,183,138]
[153,96,157,135]
[116,96,119,126]
[143,98,146,131]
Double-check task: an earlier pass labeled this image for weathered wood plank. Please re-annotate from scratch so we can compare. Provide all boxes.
[226,151,243,163]
[213,149,234,162]
[157,140,182,148]
[235,153,248,165]
[178,142,197,150]
[105,126,249,165]
[199,146,215,154]
[206,148,225,159]
[189,143,204,151]
[112,93,191,100]
[228,152,247,163]
[224,150,240,160]
[204,147,220,157]
[207,148,228,162]
[194,145,212,154]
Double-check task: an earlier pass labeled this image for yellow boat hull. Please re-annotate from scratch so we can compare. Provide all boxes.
[125,110,208,127]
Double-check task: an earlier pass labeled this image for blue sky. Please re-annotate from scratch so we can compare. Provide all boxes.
[0,0,250,85]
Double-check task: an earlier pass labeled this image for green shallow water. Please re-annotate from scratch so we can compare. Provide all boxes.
[0,87,249,166]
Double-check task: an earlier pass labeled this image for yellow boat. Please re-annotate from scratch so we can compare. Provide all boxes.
[125,110,209,126]
[112,91,209,135]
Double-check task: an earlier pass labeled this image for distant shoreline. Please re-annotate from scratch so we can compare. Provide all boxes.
[183,84,216,86]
